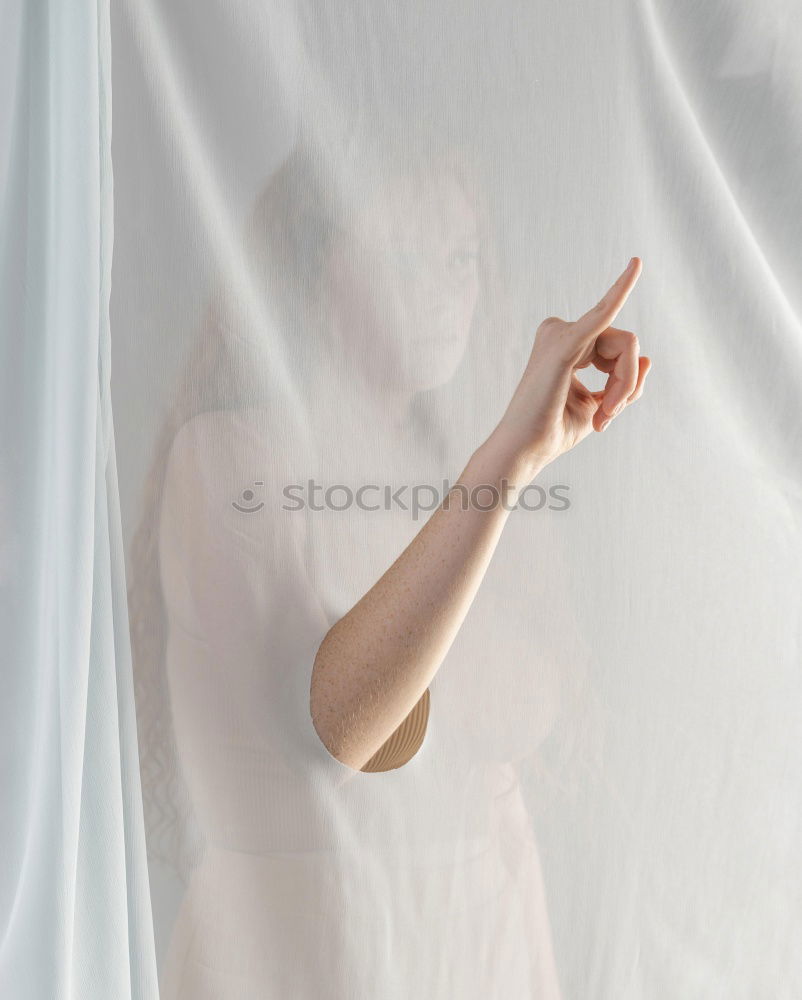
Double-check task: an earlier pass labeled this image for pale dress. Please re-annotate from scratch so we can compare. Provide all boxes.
[155,407,564,999]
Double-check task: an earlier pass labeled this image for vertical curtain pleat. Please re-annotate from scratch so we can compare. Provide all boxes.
[0,1,158,997]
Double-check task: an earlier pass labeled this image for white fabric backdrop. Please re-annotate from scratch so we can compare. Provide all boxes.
[0,1,158,997]
[104,1,800,997]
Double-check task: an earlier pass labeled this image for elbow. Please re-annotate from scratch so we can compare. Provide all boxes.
[309,641,353,767]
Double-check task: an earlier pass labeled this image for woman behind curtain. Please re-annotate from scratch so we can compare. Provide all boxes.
[126,122,619,997]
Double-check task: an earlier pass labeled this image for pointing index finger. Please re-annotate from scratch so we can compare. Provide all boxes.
[574,257,642,340]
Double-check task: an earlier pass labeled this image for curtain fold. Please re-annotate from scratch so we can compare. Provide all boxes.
[0,1,158,996]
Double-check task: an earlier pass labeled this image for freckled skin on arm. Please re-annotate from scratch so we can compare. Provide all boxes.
[311,441,528,770]
[311,258,651,770]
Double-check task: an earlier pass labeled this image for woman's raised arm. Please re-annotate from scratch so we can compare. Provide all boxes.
[311,258,651,769]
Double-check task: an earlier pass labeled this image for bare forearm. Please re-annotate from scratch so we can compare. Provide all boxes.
[310,430,541,769]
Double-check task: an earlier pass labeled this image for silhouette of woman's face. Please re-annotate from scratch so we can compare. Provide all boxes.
[321,165,480,396]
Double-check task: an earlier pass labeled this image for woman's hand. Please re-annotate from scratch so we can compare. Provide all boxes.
[490,257,651,479]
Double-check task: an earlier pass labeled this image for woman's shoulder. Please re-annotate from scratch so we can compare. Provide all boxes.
[168,405,288,460]
[161,406,311,555]
[166,405,311,488]
[157,407,316,642]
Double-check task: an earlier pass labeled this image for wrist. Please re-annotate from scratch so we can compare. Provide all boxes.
[473,425,549,490]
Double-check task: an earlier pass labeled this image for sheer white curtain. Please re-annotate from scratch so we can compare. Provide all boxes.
[0,1,158,997]
[108,3,802,998]
[3,1,802,997]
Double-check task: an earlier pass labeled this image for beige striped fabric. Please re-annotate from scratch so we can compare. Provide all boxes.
[360,688,431,772]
